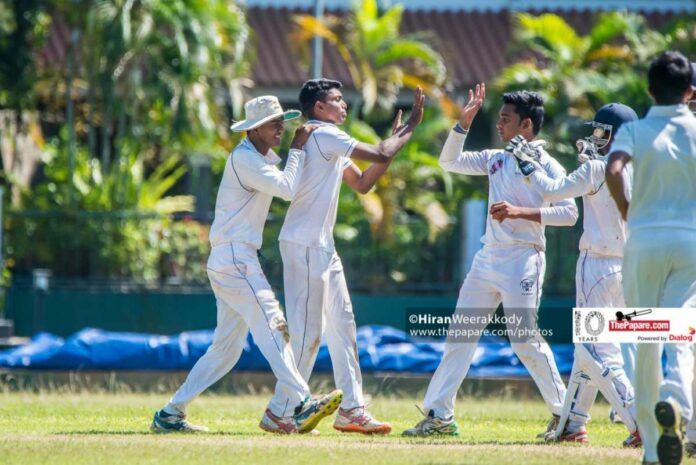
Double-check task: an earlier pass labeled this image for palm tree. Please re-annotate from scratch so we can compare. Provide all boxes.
[48,0,253,168]
[291,0,456,120]
[494,11,669,161]
[290,0,468,290]
[2,1,254,281]
[290,0,460,238]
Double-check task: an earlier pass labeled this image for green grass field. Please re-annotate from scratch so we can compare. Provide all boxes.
[0,391,653,465]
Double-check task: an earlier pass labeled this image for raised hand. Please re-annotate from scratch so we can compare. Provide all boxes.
[390,86,424,136]
[391,109,403,135]
[290,123,319,149]
[405,86,425,130]
[459,83,485,130]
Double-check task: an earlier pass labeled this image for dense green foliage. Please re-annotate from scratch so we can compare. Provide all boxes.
[0,2,693,293]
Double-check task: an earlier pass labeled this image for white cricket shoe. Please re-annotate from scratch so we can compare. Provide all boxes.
[294,390,343,434]
[536,414,560,438]
[402,407,459,437]
[545,426,589,443]
[259,408,298,434]
[150,409,209,433]
[623,430,642,448]
[333,406,391,435]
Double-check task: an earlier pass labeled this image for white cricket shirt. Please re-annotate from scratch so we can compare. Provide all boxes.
[279,121,357,251]
[439,129,578,251]
[209,138,305,249]
[530,158,632,258]
[611,104,696,232]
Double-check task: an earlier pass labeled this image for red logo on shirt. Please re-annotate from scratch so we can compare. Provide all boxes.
[489,159,503,175]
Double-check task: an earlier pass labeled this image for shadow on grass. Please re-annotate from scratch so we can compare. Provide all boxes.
[53,430,251,436]
[51,432,561,448]
[398,439,545,446]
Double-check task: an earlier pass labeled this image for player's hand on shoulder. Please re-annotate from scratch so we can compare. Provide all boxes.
[291,123,320,149]
[458,83,485,130]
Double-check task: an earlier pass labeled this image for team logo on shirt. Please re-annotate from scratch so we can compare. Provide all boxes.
[520,278,535,295]
[489,159,503,175]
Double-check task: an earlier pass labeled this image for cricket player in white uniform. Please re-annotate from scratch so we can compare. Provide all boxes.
[403,85,577,437]
[513,103,641,446]
[684,61,696,461]
[278,79,425,434]
[151,96,342,434]
[607,51,696,465]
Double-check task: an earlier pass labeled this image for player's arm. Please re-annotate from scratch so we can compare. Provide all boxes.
[539,198,579,226]
[537,156,579,226]
[491,200,577,225]
[235,125,315,201]
[490,202,542,223]
[439,83,490,175]
[529,161,598,202]
[490,154,578,225]
[350,87,425,164]
[342,161,389,194]
[604,123,634,220]
[606,151,632,220]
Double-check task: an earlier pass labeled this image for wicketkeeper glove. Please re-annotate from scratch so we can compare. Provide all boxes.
[576,139,600,163]
[504,135,541,177]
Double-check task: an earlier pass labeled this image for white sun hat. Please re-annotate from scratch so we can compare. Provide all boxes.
[230,96,302,132]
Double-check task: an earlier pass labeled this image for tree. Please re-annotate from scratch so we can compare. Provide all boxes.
[1,1,255,282]
[0,1,51,204]
[292,0,456,120]
[46,0,253,169]
[494,11,670,162]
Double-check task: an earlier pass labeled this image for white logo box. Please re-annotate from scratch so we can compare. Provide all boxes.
[573,308,696,344]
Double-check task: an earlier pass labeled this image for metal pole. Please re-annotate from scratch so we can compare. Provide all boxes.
[311,0,325,79]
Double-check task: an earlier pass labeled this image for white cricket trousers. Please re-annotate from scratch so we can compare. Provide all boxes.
[567,253,637,433]
[423,244,566,419]
[688,346,696,443]
[279,240,364,410]
[622,342,694,422]
[167,242,310,417]
[623,229,696,463]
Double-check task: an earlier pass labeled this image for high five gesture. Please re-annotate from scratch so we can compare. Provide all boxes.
[459,83,485,130]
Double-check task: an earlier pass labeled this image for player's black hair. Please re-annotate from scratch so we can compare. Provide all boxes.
[299,79,343,118]
[648,51,692,105]
[502,91,545,135]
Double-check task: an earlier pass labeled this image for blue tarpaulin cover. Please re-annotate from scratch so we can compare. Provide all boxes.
[0,326,575,377]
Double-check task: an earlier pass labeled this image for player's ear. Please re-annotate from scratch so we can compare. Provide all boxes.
[521,117,532,132]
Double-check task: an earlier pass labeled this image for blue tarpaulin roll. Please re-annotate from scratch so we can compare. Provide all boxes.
[0,326,575,376]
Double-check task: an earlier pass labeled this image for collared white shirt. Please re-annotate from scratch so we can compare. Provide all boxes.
[611,104,696,232]
[439,129,578,251]
[279,121,357,251]
[209,138,305,249]
[530,157,632,258]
